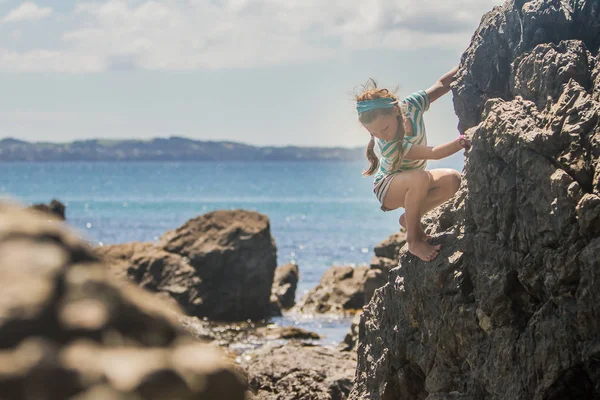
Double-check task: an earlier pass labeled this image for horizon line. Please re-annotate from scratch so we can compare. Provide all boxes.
[0,136,365,150]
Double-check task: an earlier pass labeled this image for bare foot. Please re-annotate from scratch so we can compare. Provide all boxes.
[399,214,430,240]
[407,240,441,262]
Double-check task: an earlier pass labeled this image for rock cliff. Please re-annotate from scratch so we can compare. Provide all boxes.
[351,1,600,399]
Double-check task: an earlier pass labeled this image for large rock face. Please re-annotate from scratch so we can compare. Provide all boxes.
[351,1,600,399]
[453,0,600,134]
[98,210,278,322]
[0,202,246,400]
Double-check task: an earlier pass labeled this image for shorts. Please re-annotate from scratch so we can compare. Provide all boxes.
[373,173,401,212]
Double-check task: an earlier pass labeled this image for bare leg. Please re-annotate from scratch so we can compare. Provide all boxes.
[402,174,441,261]
[381,170,441,261]
[399,168,462,234]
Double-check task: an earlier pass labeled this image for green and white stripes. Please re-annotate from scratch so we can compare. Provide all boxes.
[373,90,430,186]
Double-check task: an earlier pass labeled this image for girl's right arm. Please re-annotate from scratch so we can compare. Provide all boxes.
[425,66,459,103]
[404,138,463,161]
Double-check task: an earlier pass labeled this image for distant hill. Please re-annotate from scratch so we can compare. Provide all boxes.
[0,137,365,162]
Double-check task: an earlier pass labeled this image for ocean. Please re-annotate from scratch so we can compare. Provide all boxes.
[1,157,463,345]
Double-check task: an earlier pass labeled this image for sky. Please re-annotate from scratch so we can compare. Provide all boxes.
[0,0,503,147]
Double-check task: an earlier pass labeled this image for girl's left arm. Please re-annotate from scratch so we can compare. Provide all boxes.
[404,138,463,161]
[425,66,459,104]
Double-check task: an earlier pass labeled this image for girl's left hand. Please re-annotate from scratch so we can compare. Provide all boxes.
[458,134,471,151]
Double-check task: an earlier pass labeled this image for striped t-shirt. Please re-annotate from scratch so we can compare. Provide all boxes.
[373,90,430,186]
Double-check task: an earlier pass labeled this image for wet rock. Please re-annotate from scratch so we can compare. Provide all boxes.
[294,265,386,315]
[98,210,278,322]
[243,343,356,400]
[351,1,600,399]
[179,316,320,354]
[0,202,246,400]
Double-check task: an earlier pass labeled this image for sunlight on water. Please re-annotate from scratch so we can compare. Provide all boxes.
[2,158,464,338]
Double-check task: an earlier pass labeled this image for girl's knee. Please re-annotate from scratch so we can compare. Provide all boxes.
[411,170,431,187]
[450,170,461,193]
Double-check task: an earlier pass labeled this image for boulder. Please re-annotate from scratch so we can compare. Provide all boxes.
[98,210,278,322]
[339,313,362,352]
[28,198,66,220]
[351,1,600,399]
[271,263,299,310]
[0,202,246,400]
[243,343,356,400]
[369,232,407,274]
[294,265,386,315]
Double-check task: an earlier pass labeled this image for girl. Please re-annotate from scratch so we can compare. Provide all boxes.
[356,66,470,262]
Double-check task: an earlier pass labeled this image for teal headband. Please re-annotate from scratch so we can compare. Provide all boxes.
[356,98,397,115]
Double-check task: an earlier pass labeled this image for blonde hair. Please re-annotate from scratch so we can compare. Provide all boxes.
[356,79,407,176]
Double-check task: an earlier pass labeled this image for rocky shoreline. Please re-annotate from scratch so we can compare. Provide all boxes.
[5,199,392,399]
[0,202,248,399]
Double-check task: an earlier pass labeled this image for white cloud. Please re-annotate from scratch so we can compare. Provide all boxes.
[0,48,103,72]
[0,0,502,72]
[10,29,22,40]
[2,2,52,23]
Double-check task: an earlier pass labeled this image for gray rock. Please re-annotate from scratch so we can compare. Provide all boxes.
[295,265,386,314]
[350,1,600,399]
[271,263,299,311]
[179,316,320,354]
[243,343,356,400]
[370,232,407,274]
[28,198,66,220]
[452,0,600,134]
[0,202,247,400]
[339,313,362,352]
[510,40,593,111]
[98,210,278,322]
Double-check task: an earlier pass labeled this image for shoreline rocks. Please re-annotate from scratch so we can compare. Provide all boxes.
[0,202,247,400]
[294,265,386,315]
[369,232,406,275]
[1,201,354,400]
[28,198,66,220]
[14,194,406,400]
[270,263,299,312]
[243,343,356,400]
[179,316,321,355]
[98,209,278,322]
[94,209,357,399]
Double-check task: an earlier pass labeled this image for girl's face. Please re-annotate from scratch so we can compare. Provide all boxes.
[362,109,400,142]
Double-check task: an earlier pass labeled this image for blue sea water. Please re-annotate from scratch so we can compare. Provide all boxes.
[1,158,463,345]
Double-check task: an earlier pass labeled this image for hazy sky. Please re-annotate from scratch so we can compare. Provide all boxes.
[0,0,502,147]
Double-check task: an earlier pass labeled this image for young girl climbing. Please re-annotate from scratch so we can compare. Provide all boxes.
[356,66,471,262]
